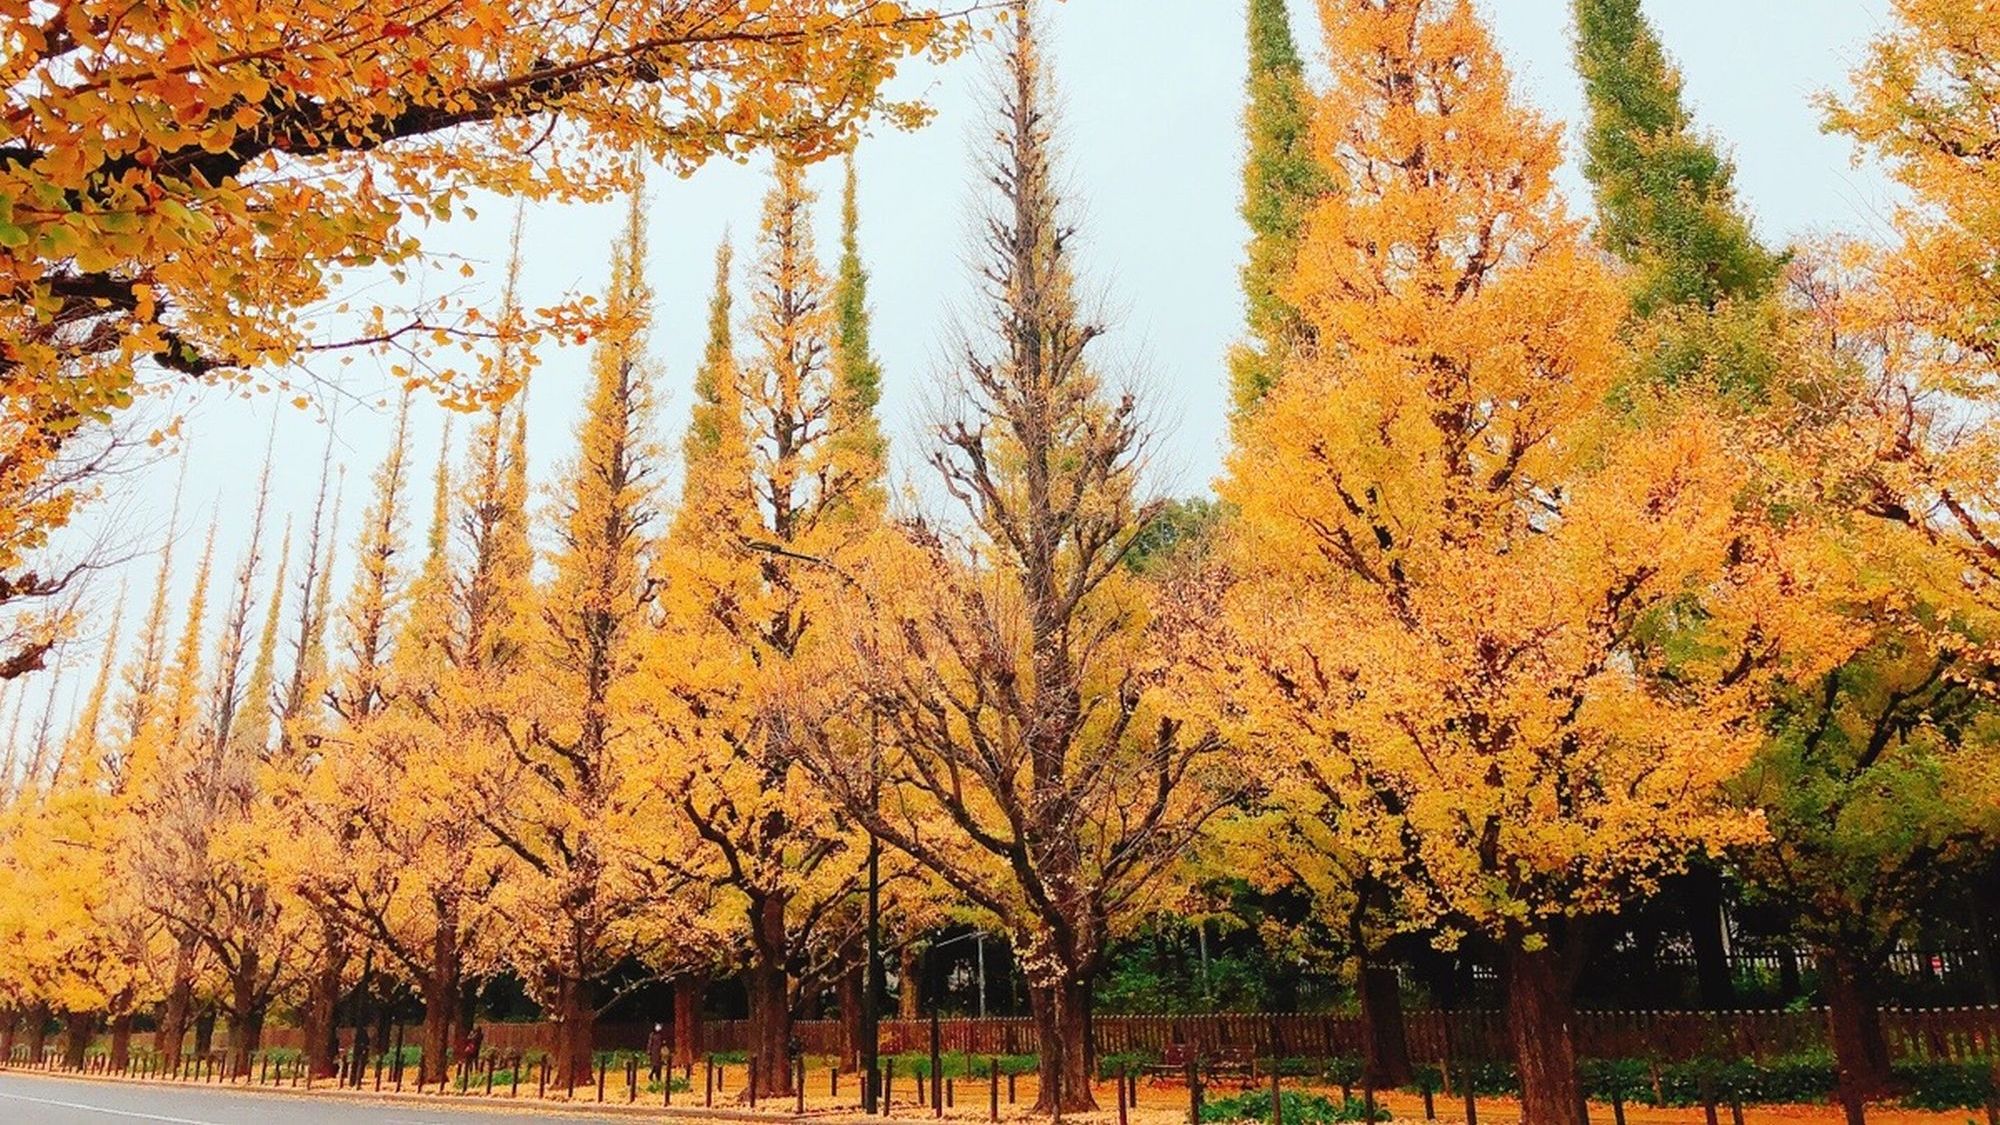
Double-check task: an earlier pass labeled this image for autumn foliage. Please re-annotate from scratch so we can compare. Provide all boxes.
[1,1,1999,1122]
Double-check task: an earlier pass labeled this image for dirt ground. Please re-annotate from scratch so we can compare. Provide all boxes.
[805,1070,1993,1125]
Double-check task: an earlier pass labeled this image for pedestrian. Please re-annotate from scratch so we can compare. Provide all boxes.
[647,1023,666,1083]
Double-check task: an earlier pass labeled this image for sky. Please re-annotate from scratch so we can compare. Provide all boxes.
[10,0,1903,732]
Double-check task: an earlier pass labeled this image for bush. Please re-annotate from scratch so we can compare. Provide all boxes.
[1894,1061,2000,1112]
[889,1050,1036,1079]
[1200,1089,1390,1124]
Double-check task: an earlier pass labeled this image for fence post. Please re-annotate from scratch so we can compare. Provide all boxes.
[596,1056,606,1102]
[886,1056,896,1113]
[1116,1063,1129,1125]
[930,1007,943,1119]
[486,1056,496,1097]
[1270,1064,1282,1125]
[798,1054,807,1115]
[628,1056,637,1103]
[537,1057,547,1099]
[704,1055,713,1106]
[991,1059,1000,1123]
[749,1056,758,1109]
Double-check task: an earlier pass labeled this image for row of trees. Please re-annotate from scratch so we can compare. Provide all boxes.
[3,2,2000,1124]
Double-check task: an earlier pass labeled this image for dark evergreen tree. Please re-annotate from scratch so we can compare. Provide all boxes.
[1230,0,1327,414]
[1574,0,1786,392]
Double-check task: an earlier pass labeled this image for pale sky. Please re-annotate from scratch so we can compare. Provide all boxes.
[14,0,1901,729]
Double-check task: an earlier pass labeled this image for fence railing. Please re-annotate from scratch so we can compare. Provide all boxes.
[240,1007,2000,1066]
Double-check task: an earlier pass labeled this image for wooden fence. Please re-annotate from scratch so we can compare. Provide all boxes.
[238,1007,2000,1066]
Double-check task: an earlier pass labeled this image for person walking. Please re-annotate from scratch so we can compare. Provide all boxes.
[647,1023,667,1083]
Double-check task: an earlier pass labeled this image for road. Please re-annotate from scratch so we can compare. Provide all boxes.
[0,1071,676,1124]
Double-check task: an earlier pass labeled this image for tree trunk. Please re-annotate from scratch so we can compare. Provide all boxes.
[839,955,865,1071]
[304,923,345,1078]
[897,943,923,1020]
[107,988,135,1072]
[672,974,703,1069]
[1821,947,1893,1099]
[227,951,265,1076]
[419,920,460,1086]
[550,974,595,1092]
[1687,866,1735,1010]
[1502,943,1585,1125]
[157,935,197,1067]
[1358,955,1412,1087]
[1029,977,1097,1114]
[24,1003,49,1066]
[107,1012,133,1071]
[192,1008,215,1058]
[1,1008,19,1063]
[60,1010,91,1070]
[746,894,796,1099]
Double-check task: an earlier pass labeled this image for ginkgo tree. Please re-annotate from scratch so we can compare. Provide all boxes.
[801,8,1233,1111]
[1216,1,1833,1121]
[487,192,693,1091]
[644,156,883,1101]
[0,0,966,696]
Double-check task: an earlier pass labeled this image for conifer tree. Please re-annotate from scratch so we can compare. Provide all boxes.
[832,156,888,514]
[1574,0,1785,391]
[1229,0,1327,413]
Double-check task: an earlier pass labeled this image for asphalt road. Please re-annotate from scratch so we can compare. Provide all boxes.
[0,1072,665,1123]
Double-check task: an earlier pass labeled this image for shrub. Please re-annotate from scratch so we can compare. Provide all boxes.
[1200,1089,1391,1124]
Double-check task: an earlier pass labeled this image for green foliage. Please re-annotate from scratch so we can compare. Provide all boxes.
[831,155,887,478]
[1572,0,1785,395]
[1125,497,1222,576]
[1573,0,1784,317]
[1200,1088,1391,1124]
[1894,1061,2000,1112]
[1738,631,2000,959]
[1231,0,1329,412]
[889,1051,1037,1079]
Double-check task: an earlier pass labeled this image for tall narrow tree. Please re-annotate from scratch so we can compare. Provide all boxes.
[804,9,1230,1111]
[494,192,680,1090]
[649,158,879,1099]
[1229,0,1327,413]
